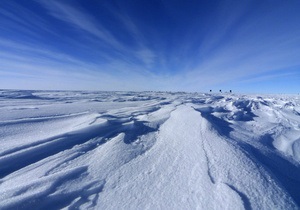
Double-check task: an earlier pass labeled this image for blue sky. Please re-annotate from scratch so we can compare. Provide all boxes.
[0,0,300,93]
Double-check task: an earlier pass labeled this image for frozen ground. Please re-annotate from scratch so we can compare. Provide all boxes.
[0,90,300,209]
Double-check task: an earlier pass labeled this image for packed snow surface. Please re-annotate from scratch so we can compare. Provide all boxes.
[1,90,300,209]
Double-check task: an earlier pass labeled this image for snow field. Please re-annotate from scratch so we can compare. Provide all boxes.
[0,90,300,209]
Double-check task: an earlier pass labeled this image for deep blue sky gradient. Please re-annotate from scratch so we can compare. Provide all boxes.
[0,0,300,93]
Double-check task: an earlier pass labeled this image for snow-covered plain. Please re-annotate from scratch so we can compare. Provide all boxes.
[0,89,300,209]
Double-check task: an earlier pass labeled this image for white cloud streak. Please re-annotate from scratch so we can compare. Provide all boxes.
[38,1,123,50]
[0,0,299,92]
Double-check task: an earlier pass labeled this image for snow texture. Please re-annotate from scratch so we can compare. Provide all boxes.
[0,90,300,209]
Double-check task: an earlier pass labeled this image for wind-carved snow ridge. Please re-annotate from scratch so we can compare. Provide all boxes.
[0,90,300,209]
[192,95,300,208]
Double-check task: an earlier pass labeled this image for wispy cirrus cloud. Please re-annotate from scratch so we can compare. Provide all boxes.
[37,0,159,72]
[0,0,300,92]
[0,0,163,90]
[176,1,300,92]
[38,1,125,51]
[0,35,162,91]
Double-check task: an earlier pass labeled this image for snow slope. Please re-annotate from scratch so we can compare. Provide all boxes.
[0,90,300,209]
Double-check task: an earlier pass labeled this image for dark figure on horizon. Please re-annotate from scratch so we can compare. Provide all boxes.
[219,90,222,93]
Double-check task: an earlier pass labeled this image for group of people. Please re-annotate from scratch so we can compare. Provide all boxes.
[209,90,232,93]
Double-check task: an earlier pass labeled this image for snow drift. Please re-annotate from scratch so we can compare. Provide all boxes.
[0,90,300,209]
